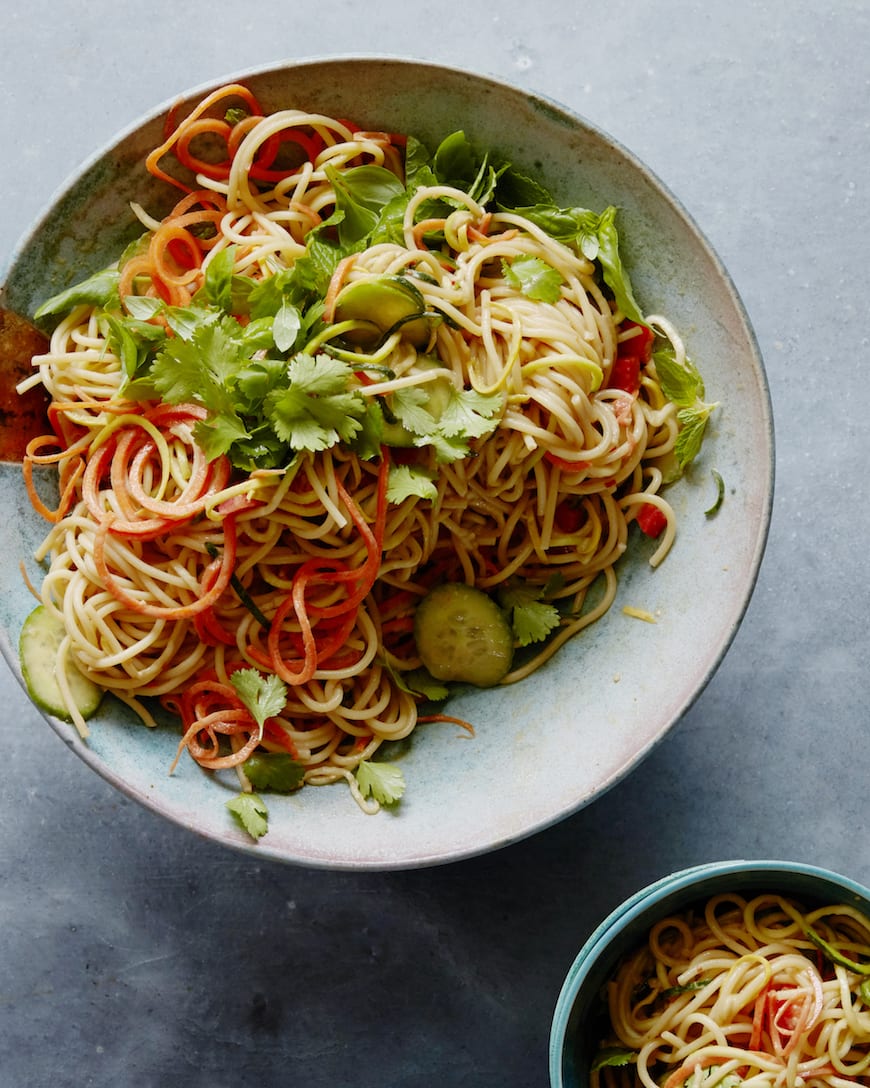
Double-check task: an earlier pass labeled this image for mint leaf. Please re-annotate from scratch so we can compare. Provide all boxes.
[242,753,305,793]
[594,205,644,324]
[229,667,287,729]
[502,255,563,303]
[675,402,718,469]
[123,294,164,321]
[387,465,438,503]
[356,761,406,805]
[325,163,406,246]
[226,792,269,839]
[654,347,705,407]
[273,299,302,353]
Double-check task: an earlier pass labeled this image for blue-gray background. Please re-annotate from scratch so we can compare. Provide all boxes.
[1,2,868,1085]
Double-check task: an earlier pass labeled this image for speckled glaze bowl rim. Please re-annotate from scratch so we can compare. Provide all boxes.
[0,56,774,870]
[548,859,870,1088]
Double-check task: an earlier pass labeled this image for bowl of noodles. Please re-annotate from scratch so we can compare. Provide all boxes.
[549,860,870,1088]
[0,57,773,869]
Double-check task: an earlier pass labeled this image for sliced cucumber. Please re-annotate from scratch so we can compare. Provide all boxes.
[334,274,431,347]
[19,605,103,721]
[414,583,514,688]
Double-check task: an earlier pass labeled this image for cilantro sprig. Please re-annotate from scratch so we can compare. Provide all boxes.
[497,579,562,647]
[356,761,406,805]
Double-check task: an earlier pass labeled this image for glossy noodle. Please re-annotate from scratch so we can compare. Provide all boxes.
[17,83,709,818]
[591,894,870,1088]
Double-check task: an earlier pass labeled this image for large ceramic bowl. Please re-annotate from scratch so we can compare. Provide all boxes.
[0,57,773,869]
[549,860,870,1087]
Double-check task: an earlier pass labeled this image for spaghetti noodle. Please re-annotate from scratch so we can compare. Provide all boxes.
[591,893,870,1088]
[17,83,713,818]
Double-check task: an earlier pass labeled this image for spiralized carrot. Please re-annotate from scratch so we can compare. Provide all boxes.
[146,83,265,193]
[22,84,699,814]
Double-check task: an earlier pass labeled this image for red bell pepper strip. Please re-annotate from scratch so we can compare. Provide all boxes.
[636,503,668,538]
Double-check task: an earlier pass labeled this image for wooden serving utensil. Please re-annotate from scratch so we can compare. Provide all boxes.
[0,305,50,462]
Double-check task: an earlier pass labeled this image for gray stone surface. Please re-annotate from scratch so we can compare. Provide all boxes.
[1,2,869,1085]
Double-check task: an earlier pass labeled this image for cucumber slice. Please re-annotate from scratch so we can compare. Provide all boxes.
[334,275,431,347]
[19,605,103,721]
[414,583,514,687]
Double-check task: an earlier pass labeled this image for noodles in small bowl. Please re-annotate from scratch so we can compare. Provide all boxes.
[549,861,870,1088]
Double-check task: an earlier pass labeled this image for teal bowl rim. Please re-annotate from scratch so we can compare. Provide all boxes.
[548,859,870,1088]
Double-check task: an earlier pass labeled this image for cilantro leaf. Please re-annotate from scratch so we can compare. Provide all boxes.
[150,319,243,416]
[498,582,561,647]
[437,387,504,440]
[226,792,269,839]
[387,465,438,504]
[394,667,450,702]
[242,753,305,793]
[501,255,563,303]
[265,354,367,452]
[356,761,406,805]
[229,667,287,729]
[390,384,440,436]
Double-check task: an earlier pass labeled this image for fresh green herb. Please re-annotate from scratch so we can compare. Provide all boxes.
[229,667,287,733]
[387,464,439,504]
[675,403,718,470]
[242,753,305,793]
[217,554,271,628]
[35,268,121,319]
[501,255,563,303]
[590,1048,636,1072]
[802,920,870,977]
[393,667,450,702]
[266,354,369,452]
[382,383,503,463]
[654,346,719,470]
[497,581,561,647]
[101,312,166,382]
[661,979,711,998]
[654,347,706,407]
[356,761,406,805]
[226,792,269,839]
[705,470,725,516]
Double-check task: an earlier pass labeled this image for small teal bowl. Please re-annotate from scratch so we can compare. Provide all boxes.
[549,859,870,1088]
